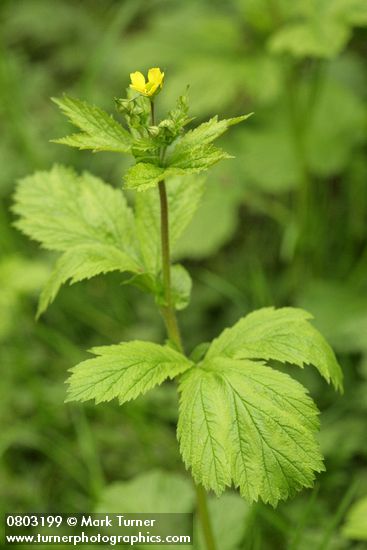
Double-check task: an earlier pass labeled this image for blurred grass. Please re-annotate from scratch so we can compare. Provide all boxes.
[1,0,367,548]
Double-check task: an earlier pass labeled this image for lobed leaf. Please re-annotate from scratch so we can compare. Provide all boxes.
[124,163,169,191]
[67,341,193,405]
[206,307,343,391]
[175,114,252,149]
[52,95,132,153]
[178,357,324,506]
[124,113,251,191]
[13,165,142,313]
[37,244,138,317]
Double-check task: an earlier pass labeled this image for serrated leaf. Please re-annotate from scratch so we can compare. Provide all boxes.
[13,165,137,253]
[175,114,252,149]
[178,357,324,506]
[67,341,193,405]
[135,175,206,273]
[206,307,343,391]
[124,114,251,191]
[168,143,232,172]
[124,160,212,192]
[124,163,168,191]
[37,244,138,317]
[13,165,142,313]
[52,95,132,153]
[166,114,250,172]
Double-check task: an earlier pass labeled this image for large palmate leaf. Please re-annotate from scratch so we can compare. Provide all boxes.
[52,95,132,153]
[67,341,193,405]
[13,165,142,313]
[206,307,343,391]
[178,357,324,506]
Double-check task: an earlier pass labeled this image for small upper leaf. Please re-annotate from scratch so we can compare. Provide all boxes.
[173,115,252,149]
[124,113,251,191]
[67,341,193,404]
[178,357,324,506]
[124,163,168,191]
[206,307,343,391]
[52,95,132,153]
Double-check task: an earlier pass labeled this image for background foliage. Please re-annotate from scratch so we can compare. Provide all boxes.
[1,0,367,548]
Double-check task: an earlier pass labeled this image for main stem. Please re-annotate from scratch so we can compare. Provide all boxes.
[151,99,217,550]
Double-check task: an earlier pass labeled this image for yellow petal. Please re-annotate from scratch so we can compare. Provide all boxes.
[148,67,164,86]
[130,71,146,92]
[145,81,160,97]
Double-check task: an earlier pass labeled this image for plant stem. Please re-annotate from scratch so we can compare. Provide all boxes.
[196,484,217,550]
[150,98,217,550]
[157,179,216,550]
[158,179,183,351]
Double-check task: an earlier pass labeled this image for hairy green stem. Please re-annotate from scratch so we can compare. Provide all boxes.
[158,179,183,350]
[157,179,216,550]
[150,98,217,550]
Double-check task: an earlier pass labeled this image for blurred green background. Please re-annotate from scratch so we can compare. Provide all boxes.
[1,1,367,548]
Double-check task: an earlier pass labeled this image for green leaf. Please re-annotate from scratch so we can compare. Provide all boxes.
[135,175,206,272]
[196,493,248,550]
[268,0,367,59]
[206,307,343,391]
[0,256,49,340]
[14,165,137,253]
[167,143,232,172]
[166,114,251,172]
[174,114,252,149]
[173,178,241,259]
[124,161,208,192]
[124,163,168,191]
[37,244,138,317]
[342,497,367,541]
[124,114,251,191]
[304,81,365,177]
[269,20,349,59]
[178,357,324,506]
[297,281,367,355]
[52,95,132,153]
[126,264,192,312]
[157,264,192,311]
[96,469,194,514]
[13,165,142,313]
[96,470,194,550]
[67,341,193,405]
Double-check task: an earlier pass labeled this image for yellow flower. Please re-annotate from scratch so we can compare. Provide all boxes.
[129,67,164,97]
